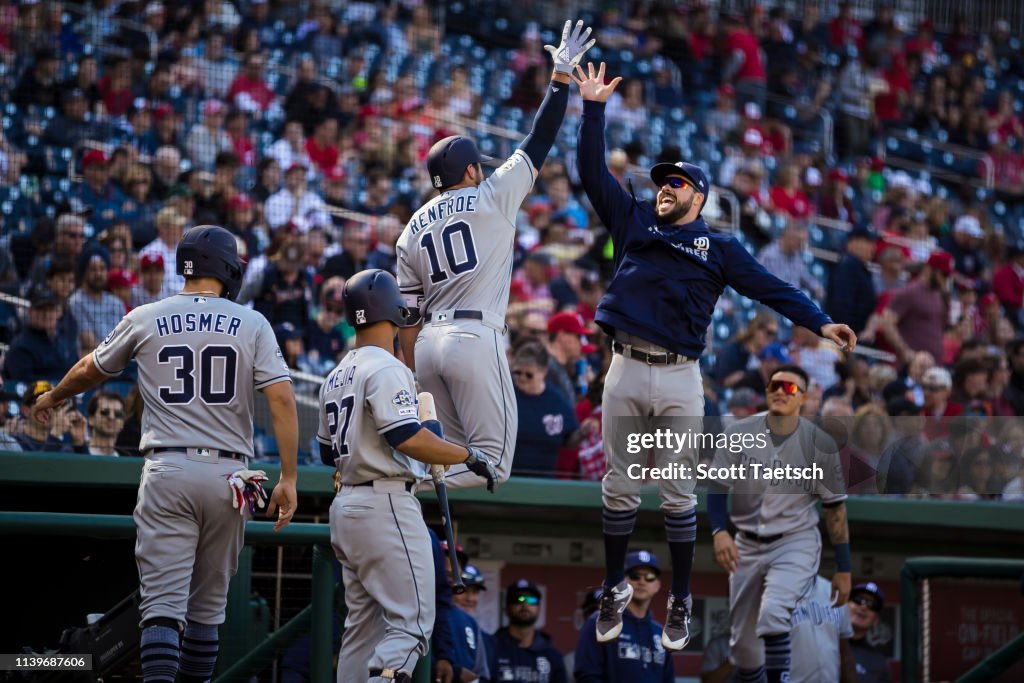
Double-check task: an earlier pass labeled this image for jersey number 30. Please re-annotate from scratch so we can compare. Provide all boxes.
[420,220,478,284]
[158,345,238,405]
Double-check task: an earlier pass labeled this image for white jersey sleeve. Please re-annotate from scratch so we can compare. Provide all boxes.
[478,149,537,222]
[253,316,292,390]
[366,364,420,435]
[396,242,424,295]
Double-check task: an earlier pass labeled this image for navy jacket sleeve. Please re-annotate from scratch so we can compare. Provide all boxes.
[662,645,675,683]
[429,529,459,675]
[578,101,636,246]
[574,615,606,683]
[724,238,832,332]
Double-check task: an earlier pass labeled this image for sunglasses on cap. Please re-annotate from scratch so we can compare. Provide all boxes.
[662,176,695,190]
[513,594,539,605]
[766,380,804,396]
[851,595,881,613]
[627,570,659,582]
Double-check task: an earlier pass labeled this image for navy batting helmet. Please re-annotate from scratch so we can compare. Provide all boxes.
[426,135,495,190]
[343,269,412,328]
[176,225,244,300]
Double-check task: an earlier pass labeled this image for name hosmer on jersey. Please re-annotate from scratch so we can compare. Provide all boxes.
[155,311,243,337]
[406,194,479,236]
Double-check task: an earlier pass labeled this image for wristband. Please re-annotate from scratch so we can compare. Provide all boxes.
[833,543,852,572]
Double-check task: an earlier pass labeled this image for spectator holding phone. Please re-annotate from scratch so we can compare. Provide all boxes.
[13,381,88,453]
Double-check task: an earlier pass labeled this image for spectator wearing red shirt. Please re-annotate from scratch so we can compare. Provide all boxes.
[225,109,256,167]
[874,53,911,129]
[882,251,952,367]
[983,132,1024,192]
[904,20,939,69]
[98,56,134,117]
[305,117,340,175]
[769,165,813,221]
[827,1,864,53]
[228,52,276,113]
[819,169,858,224]
[993,241,1024,321]
[987,90,1024,142]
[722,14,767,108]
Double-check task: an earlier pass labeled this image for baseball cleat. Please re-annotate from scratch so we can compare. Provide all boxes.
[662,593,693,650]
[595,579,633,642]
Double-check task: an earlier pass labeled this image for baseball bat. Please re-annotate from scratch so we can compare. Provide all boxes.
[418,391,466,594]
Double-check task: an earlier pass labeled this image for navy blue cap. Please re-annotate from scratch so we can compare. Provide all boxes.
[426,135,496,189]
[461,564,487,590]
[650,161,709,196]
[851,581,885,609]
[581,587,603,611]
[848,222,879,241]
[506,578,542,603]
[624,549,660,575]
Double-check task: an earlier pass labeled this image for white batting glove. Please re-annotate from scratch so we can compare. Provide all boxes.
[545,20,596,75]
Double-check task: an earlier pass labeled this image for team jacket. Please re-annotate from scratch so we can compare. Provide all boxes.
[490,628,567,683]
[573,610,674,683]
[578,100,832,358]
[449,605,490,681]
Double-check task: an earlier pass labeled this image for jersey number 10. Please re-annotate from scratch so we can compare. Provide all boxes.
[420,221,478,284]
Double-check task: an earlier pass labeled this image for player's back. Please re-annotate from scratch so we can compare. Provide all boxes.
[397,149,537,318]
[96,294,289,456]
[318,345,427,484]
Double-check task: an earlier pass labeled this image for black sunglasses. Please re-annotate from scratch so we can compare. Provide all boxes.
[99,408,124,419]
[851,595,881,613]
[627,570,659,582]
[662,176,695,190]
[513,370,535,380]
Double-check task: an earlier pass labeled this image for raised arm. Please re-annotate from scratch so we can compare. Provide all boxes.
[571,62,635,241]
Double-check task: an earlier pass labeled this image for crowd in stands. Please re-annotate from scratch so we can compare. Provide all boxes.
[0,0,1022,500]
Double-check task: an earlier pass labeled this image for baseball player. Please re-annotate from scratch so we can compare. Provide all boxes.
[396,20,595,489]
[574,550,674,683]
[571,62,857,651]
[790,575,857,683]
[707,364,851,683]
[319,269,496,683]
[33,225,299,683]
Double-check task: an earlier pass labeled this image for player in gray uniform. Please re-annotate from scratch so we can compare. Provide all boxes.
[790,575,857,683]
[321,269,496,683]
[34,226,299,683]
[397,20,595,489]
[707,365,851,683]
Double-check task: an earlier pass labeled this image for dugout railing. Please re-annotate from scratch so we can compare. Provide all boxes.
[900,556,1024,683]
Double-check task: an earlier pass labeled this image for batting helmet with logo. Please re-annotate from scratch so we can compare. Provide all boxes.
[176,225,244,301]
[343,269,412,329]
[426,135,495,190]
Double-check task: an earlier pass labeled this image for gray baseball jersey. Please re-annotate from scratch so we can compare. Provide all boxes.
[396,148,536,318]
[395,149,536,489]
[94,293,291,456]
[711,413,847,537]
[790,576,853,683]
[320,345,435,680]
[316,345,428,484]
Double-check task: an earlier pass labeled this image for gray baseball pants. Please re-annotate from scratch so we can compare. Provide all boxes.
[331,481,435,683]
[134,450,247,627]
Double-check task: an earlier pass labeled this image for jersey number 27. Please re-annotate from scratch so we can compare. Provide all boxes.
[324,395,355,459]
[420,221,478,284]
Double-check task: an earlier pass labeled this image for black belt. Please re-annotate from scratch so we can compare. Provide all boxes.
[611,341,694,365]
[354,480,414,492]
[150,447,246,461]
[742,530,784,544]
[424,310,483,323]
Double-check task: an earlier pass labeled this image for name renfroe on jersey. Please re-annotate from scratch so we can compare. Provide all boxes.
[406,194,479,236]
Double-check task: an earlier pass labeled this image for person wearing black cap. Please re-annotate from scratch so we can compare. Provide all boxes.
[847,582,891,682]
[574,550,674,683]
[490,579,567,683]
[3,290,75,383]
[825,222,879,337]
[572,62,857,652]
[396,20,595,491]
[12,46,61,108]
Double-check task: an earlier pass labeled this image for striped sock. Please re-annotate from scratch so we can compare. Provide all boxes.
[179,622,219,682]
[664,509,697,599]
[764,632,792,683]
[602,507,638,586]
[140,625,180,683]
[738,665,766,683]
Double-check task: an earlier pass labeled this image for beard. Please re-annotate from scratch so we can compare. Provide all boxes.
[508,611,538,627]
[655,195,694,225]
